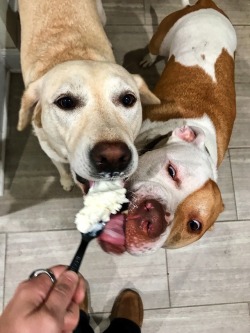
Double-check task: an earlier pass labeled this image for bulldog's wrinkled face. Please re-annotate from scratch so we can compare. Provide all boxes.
[97,125,223,255]
[123,125,223,255]
[18,60,160,184]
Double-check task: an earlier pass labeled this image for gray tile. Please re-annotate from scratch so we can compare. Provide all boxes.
[0,96,84,232]
[103,0,145,25]
[106,25,164,89]
[63,303,250,332]
[235,26,250,84]
[230,84,250,148]
[5,230,169,311]
[217,151,237,221]
[144,0,250,26]
[0,234,6,313]
[5,134,55,178]
[167,221,250,307]
[142,303,250,333]
[219,0,250,25]
[144,0,190,26]
[68,303,250,333]
[0,192,82,232]
[230,148,250,220]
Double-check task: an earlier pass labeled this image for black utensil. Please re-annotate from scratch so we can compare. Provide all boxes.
[68,222,106,273]
[68,202,129,272]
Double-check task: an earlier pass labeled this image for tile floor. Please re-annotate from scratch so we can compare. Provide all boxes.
[1,0,250,332]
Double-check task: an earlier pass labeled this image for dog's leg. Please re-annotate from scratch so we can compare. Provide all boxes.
[140,53,157,68]
[140,0,190,68]
[51,160,74,191]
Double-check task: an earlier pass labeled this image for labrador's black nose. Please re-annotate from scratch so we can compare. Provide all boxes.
[90,141,132,175]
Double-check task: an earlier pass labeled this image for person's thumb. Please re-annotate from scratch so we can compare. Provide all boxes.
[43,271,79,323]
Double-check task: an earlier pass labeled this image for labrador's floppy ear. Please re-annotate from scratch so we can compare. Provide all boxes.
[132,74,160,105]
[17,77,43,131]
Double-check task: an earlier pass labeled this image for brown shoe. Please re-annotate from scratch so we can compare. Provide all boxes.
[110,289,143,327]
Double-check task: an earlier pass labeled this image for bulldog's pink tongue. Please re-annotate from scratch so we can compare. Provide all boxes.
[98,213,126,255]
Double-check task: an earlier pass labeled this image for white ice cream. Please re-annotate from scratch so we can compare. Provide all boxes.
[75,180,128,233]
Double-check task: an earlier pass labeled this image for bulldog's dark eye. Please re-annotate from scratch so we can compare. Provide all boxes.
[55,96,77,110]
[188,220,202,232]
[120,94,136,107]
[167,164,176,179]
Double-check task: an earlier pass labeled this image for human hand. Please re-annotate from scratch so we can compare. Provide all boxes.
[0,265,86,333]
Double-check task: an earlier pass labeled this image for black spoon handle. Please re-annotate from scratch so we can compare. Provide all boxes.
[68,235,90,273]
[68,225,105,273]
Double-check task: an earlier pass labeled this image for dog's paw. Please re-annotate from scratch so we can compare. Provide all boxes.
[139,53,157,68]
[60,174,74,191]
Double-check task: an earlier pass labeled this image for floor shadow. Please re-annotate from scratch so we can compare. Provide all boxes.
[121,6,163,90]
[0,73,82,219]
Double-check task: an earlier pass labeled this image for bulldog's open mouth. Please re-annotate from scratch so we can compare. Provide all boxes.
[75,172,169,255]
[126,199,168,238]
[98,197,169,255]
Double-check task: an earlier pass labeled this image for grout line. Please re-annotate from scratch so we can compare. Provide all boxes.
[0,228,79,235]
[228,148,239,220]
[89,301,250,315]
[144,300,250,311]
[216,219,250,223]
[228,147,250,150]
[165,249,171,307]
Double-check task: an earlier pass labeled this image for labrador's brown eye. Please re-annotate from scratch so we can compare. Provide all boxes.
[120,94,136,107]
[55,96,77,110]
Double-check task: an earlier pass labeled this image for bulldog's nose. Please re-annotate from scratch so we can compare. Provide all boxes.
[90,141,132,175]
[126,199,168,239]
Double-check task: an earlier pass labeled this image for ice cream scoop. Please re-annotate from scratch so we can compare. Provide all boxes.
[68,180,128,272]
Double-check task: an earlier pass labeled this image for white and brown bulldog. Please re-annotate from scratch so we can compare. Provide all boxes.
[98,0,237,255]
[17,0,159,191]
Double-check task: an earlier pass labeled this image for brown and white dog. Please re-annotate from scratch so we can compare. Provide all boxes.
[98,0,237,255]
[17,0,159,191]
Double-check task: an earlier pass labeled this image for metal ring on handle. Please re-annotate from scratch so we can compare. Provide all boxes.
[29,268,56,284]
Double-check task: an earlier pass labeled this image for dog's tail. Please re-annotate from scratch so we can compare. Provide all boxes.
[181,0,190,7]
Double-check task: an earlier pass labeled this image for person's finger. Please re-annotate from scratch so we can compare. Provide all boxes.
[49,266,86,305]
[49,265,86,303]
[44,270,79,322]
[63,301,80,332]
[72,274,86,305]
[12,273,54,312]
[48,265,67,279]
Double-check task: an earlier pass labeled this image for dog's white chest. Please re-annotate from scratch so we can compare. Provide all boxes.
[160,9,237,82]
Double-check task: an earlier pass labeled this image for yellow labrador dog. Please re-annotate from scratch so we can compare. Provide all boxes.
[17,0,159,191]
